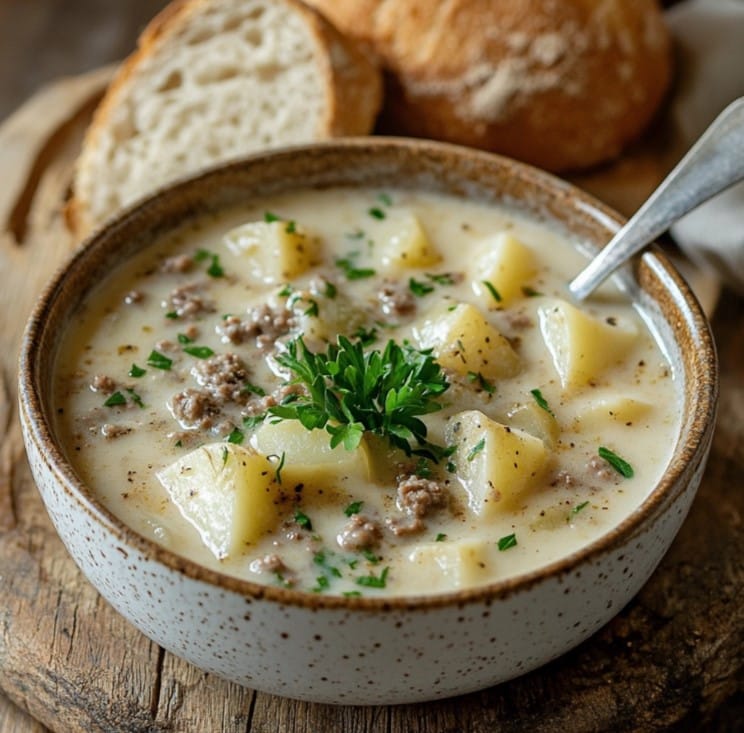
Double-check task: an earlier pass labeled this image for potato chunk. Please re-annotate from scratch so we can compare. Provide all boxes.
[415,303,520,380]
[446,410,548,516]
[538,300,638,389]
[470,232,537,307]
[506,400,559,447]
[580,396,653,433]
[252,419,371,490]
[377,209,442,270]
[156,443,282,559]
[407,540,495,589]
[224,220,320,283]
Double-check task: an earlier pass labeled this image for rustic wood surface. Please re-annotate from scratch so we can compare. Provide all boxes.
[0,2,742,731]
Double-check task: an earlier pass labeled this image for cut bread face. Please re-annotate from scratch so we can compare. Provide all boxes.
[68,0,381,237]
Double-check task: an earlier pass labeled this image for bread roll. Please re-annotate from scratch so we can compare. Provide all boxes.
[305,0,672,172]
[68,0,382,237]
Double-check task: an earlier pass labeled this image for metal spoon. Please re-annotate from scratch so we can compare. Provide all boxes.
[569,96,744,300]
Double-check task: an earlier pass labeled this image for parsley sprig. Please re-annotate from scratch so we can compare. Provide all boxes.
[269,336,451,460]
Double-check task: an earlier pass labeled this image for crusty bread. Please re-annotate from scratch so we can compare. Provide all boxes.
[68,0,382,237]
[305,0,672,172]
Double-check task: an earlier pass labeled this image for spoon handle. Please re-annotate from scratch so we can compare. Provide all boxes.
[569,96,744,300]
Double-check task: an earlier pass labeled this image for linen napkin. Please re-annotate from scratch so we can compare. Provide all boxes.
[665,0,744,293]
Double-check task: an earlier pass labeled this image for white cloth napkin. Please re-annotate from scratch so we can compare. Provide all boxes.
[665,0,744,292]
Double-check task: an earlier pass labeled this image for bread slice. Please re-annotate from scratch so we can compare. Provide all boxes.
[68,0,382,237]
[305,0,671,173]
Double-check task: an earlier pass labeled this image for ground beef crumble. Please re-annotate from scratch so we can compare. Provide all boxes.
[388,475,449,536]
[160,254,194,273]
[377,280,417,318]
[337,514,383,551]
[166,282,215,318]
[168,387,221,431]
[219,302,296,351]
[587,455,617,482]
[90,374,116,393]
[192,353,250,404]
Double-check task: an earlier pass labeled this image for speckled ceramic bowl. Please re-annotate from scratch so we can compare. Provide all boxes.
[18,139,717,705]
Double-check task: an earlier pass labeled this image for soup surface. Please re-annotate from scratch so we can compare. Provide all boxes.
[54,187,680,596]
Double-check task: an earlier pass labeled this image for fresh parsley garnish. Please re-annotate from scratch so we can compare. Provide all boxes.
[243,414,266,429]
[598,446,634,478]
[435,533,447,542]
[303,299,319,318]
[177,333,194,344]
[242,382,267,397]
[530,388,554,416]
[128,364,146,378]
[570,501,590,517]
[324,281,338,299]
[351,325,379,347]
[183,345,214,359]
[498,533,517,551]
[273,451,286,484]
[268,336,451,461]
[165,311,179,320]
[368,207,386,220]
[377,192,393,207]
[147,350,172,370]
[264,211,280,222]
[285,220,296,234]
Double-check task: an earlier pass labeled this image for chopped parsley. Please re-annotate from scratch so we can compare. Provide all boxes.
[165,311,179,320]
[303,299,319,318]
[194,249,224,278]
[362,549,380,565]
[497,533,518,551]
[285,220,297,234]
[103,391,126,407]
[125,388,145,408]
[570,501,590,517]
[221,446,229,465]
[177,333,194,344]
[243,414,266,429]
[147,350,172,370]
[598,446,634,478]
[344,501,363,516]
[377,192,393,207]
[467,437,486,461]
[530,388,554,416]
[183,345,214,359]
[128,364,146,378]
[435,533,447,542]
[273,451,286,484]
[467,371,495,394]
[521,285,542,297]
[335,256,376,280]
[242,382,267,397]
[312,575,331,593]
[323,281,338,299]
[356,566,389,588]
[368,207,386,220]
[409,277,435,297]
[481,280,502,303]
[294,509,312,530]
[227,427,244,445]
[264,211,280,222]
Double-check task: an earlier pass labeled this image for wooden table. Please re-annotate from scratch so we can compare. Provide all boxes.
[0,2,741,731]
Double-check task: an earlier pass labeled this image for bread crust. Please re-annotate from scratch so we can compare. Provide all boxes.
[305,0,672,173]
[67,0,382,237]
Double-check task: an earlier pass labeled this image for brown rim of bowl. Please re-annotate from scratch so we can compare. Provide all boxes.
[19,138,719,612]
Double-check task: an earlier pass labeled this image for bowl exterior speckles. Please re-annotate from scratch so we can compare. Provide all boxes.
[18,139,718,704]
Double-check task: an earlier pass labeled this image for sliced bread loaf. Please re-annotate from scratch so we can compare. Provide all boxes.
[68,0,382,236]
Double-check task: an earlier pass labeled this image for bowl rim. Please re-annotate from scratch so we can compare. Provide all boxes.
[18,137,719,611]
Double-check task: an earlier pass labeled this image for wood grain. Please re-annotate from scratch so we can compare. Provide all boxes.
[0,72,741,733]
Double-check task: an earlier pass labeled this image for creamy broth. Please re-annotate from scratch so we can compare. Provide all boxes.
[54,188,680,596]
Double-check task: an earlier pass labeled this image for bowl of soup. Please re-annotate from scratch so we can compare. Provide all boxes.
[18,139,717,704]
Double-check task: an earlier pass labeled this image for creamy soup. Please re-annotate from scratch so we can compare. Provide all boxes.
[54,188,680,596]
